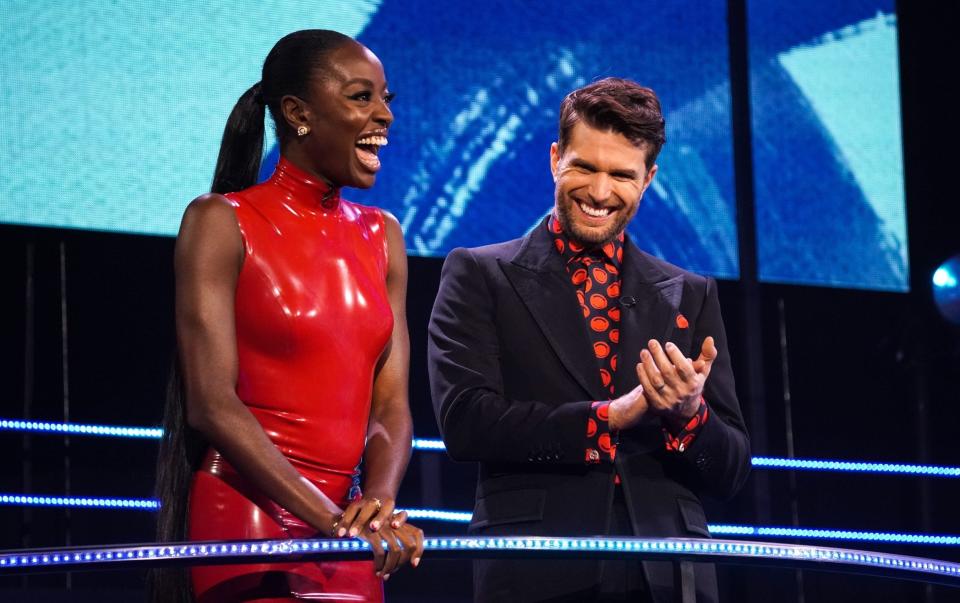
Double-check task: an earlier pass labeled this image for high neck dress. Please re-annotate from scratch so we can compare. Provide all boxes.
[188,157,394,602]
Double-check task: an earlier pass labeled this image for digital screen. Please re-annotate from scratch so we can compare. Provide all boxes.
[748,1,908,291]
[0,1,739,279]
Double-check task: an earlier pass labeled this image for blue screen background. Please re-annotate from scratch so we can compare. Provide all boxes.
[748,1,907,291]
[0,0,907,289]
[278,0,741,278]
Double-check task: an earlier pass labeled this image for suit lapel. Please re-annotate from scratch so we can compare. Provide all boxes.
[613,240,684,396]
[500,221,608,401]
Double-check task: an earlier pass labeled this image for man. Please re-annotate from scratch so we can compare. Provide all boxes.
[427,78,750,602]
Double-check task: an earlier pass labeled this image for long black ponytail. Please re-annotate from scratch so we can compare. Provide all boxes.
[211,83,266,194]
[146,357,201,603]
[148,29,356,602]
[210,28,355,195]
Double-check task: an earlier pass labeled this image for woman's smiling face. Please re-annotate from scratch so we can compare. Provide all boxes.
[291,42,394,189]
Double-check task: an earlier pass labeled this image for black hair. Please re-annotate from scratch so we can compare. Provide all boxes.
[210,29,355,194]
[145,358,199,603]
[147,30,355,602]
[558,77,666,169]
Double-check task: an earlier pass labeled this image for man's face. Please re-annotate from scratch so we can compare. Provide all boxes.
[550,121,657,246]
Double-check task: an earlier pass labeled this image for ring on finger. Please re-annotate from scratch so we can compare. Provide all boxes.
[372,497,383,512]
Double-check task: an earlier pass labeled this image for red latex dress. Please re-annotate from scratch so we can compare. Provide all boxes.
[188,157,394,602]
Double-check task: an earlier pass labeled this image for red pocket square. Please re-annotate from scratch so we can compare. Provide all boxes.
[675,313,689,329]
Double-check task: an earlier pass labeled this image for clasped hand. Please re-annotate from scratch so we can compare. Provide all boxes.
[331,495,424,579]
[609,336,717,432]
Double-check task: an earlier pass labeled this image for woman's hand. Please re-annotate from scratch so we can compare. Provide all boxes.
[355,519,424,579]
[336,495,401,537]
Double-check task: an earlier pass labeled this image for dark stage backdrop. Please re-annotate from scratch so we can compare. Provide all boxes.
[2,1,959,602]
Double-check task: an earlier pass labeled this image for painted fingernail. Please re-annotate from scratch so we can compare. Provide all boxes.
[349,527,359,537]
[383,573,391,581]
[337,528,346,537]
[370,521,380,531]
[392,520,400,528]
[666,342,675,350]
[413,557,421,567]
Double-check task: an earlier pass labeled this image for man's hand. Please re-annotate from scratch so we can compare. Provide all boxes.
[607,382,648,432]
[636,337,717,428]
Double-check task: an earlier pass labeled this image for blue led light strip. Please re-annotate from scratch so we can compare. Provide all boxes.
[411,437,446,450]
[0,419,162,439]
[3,495,959,548]
[5,419,960,478]
[708,525,960,546]
[751,456,960,477]
[0,495,159,510]
[402,508,473,523]
[1,537,959,586]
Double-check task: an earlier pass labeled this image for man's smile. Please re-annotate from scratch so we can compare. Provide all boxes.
[578,201,614,219]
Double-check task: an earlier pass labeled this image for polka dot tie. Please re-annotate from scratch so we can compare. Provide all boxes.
[550,218,624,397]
[549,216,626,469]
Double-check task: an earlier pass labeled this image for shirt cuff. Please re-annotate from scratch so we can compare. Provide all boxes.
[585,401,617,463]
[663,397,709,453]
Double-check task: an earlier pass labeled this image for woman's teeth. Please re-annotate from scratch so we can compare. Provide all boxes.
[356,135,388,147]
[580,202,611,218]
[356,136,387,171]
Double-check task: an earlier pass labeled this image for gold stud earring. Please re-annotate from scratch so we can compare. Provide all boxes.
[297,126,309,137]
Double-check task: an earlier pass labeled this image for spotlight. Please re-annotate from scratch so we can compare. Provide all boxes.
[933,255,960,325]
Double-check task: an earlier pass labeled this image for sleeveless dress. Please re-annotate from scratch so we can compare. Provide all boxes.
[188,157,394,602]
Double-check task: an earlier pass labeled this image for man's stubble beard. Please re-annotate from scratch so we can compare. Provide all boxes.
[554,189,636,246]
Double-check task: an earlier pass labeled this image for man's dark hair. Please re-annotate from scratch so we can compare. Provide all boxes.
[557,77,666,168]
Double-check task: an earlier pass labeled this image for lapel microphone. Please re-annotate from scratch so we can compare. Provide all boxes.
[621,296,637,308]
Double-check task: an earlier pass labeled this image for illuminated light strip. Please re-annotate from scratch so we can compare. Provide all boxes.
[3,495,960,547]
[0,495,158,510]
[402,508,473,523]
[410,444,960,479]
[0,419,162,439]
[4,420,960,479]
[751,456,960,477]
[1,537,959,585]
[411,438,447,450]
[410,516,960,547]
[709,525,960,546]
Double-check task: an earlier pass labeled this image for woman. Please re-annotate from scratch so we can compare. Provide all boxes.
[151,30,423,602]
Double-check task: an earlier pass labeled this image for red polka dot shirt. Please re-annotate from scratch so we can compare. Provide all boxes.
[547,216,708,465]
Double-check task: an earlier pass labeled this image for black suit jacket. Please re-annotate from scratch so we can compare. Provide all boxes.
[428,221,751,602]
